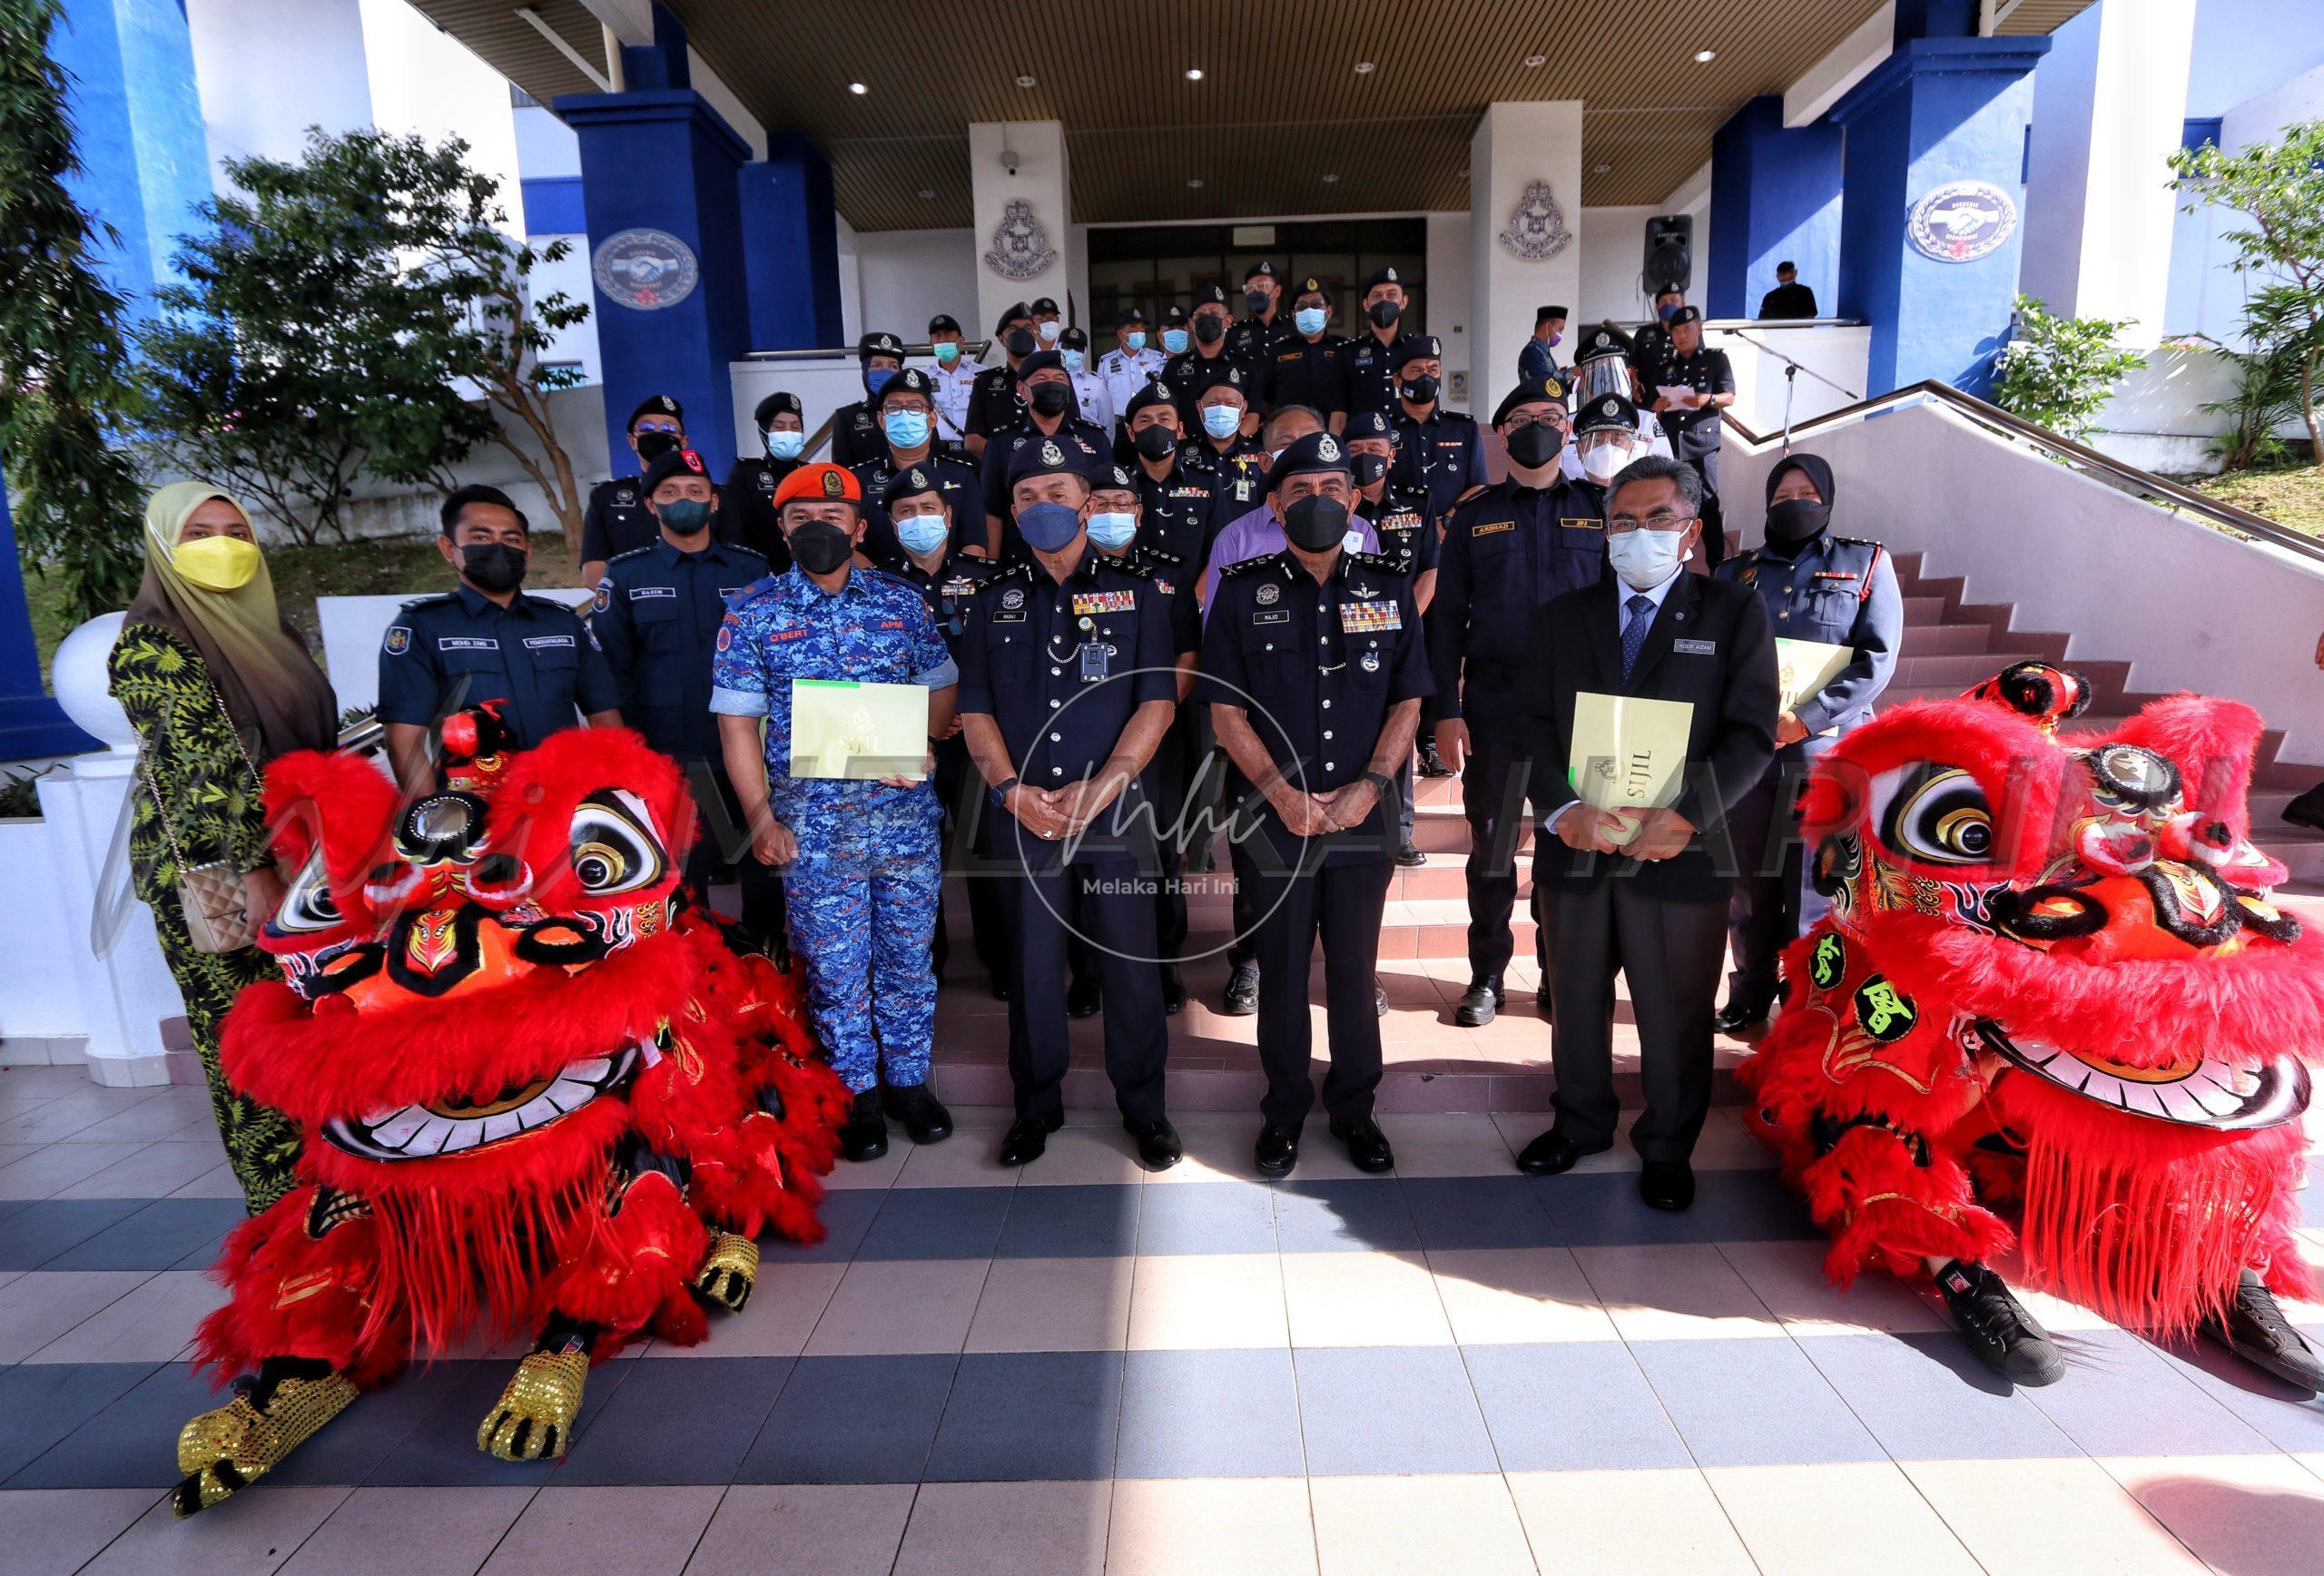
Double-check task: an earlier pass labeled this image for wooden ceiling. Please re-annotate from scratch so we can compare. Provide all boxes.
[409,0,2089,232]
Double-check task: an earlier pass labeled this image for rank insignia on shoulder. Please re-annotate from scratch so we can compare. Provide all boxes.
[1220,557,1272,580]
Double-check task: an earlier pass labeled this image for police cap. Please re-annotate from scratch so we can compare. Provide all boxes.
[1029,296,1060,315]
[1393,336,1443,370]
[1572,392,1640,438]
[1017,350,1068,379]
[753,390,803,427]
[1492,377,1568,426]
[927,312,962,335]
[642,446,714,497]
[1669,306,1704,328]
[773,463,862,509]
[1060,326,1090,351]
[1265,430,1354,493]
[1244,261,1276,283]
[626,393,683,430]
[1094,463,1137,494]
[1160,305,1189,327]
[859,330,904,361]
[1005,433,1096,488]
[994,300,1031,335]
[1574,323,1633,362]
[1116,305,1147,328]
[1342,408,1396,443]
[1364,264,1404,291]
[1122,381,1177,421]
[1192,283,1230,310]
[881,464,945,507]
[1294,275,1330,300]
[880,367,938,404]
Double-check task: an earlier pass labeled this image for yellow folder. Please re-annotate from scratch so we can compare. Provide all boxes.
[788,679,931,781]
[1570,692,1696,824]
[1773,637,1852,714]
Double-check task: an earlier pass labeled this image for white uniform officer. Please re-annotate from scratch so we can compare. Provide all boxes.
[1059,326,1116,434]
[921,312,982,445]
[1098,307,1166,429]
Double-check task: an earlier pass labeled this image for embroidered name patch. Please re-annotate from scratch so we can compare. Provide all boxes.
[438,636,497,652]
[1073,591,1136,616]
[628,586,677,599]
[1472,519,1515,537]
[1250,608,1289,625]
[522,635,576,650]
[1561,517,1603,531]
[1673,638,1716,655]
[1340,600,1403,634]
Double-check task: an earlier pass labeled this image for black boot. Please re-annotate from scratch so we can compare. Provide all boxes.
[881,1081,953,1146]
[837,1089,889,1163]
[1934,1260,2066,1386]
[2201,1268,2324,1392]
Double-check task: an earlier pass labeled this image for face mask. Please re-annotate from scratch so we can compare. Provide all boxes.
[1062,350,1087,375]
[864,367,897,399]
[1282,494,1351,554]
[933,340,960,365]
[1086,510,1137,550]
[1200,405,1242,440]
[634,429,681,462]
[173,535,261,592]
[1350,451,1391,489]
[1766,498,1832,544]
[1127,330,1147,352]
[786,520,855,575]
[1161,328,1189,355]
[1016,500,1084,553]
[1005,330,1036,358]
[459,541,528,595]
[882,409,931,448]
[655,497,714,537]
[1192,315,1226,346]
[1294,306,1329,338]
[1547,331,1563,348]
[1503,423,1562,470]
[895,513,950,557]
[1657,301,1680,322]
[1037,320,1062,344]
[1367,300,1401,329]
[1400,375,1439,406]
[1134,425,1178,461]
[1578,440,1633,485]
[1607,527,1686,590]
[1028,381,1072,419]
[764,428,806,461]
[1245,289,1271,314]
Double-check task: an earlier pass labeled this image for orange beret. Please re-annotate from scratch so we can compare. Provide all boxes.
[772,462,861,508]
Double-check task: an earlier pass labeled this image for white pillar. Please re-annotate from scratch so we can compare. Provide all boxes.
[968,121,1085,340]
[2018,0,2196,342]
[1471,101,1584,412]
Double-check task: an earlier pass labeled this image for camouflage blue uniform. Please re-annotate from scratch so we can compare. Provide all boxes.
[709,566,958,1094]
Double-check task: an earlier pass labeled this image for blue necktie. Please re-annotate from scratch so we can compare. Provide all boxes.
[1620,592,1656,680]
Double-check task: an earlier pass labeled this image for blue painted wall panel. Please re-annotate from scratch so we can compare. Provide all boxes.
[519,176,587,236]
[739,132,842,350]
[1708,95,1845,319]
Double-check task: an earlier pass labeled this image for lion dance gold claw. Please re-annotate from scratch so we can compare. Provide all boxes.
[172,1373,359,1518]
[477,1345,590,1461]
[693,1232,760,1313]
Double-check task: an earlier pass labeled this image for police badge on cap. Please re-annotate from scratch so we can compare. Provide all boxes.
[1040,439,1064,465]
[1318,435,1340,461]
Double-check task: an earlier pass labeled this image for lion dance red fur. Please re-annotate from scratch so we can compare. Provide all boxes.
[171,713,846,1515]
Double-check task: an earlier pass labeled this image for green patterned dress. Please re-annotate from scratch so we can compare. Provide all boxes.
[108,622,302,1213]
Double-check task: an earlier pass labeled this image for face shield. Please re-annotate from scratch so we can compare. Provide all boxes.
[1573,353,1631,405]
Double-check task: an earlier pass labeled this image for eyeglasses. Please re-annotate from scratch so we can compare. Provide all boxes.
[635,421,682,437]
[1606,512,1697,535]
[1502,412,1567,430]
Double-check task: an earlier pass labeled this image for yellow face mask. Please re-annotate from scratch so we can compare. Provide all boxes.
[173,535,261,592]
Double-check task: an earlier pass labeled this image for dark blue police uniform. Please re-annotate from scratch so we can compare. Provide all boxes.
[722,456,798,568]
[1391,406,1489,523]
[979,422,1109,559]
[854,448,981,563]
[1517,336,1561,388]
[1344,330,1412,419]
[579,476,656,566]
[378,585,618,749]
[1128,452,1226,567]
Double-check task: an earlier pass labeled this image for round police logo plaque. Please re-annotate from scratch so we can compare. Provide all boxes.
[1906,181,2018,264]
[593,228,700,310]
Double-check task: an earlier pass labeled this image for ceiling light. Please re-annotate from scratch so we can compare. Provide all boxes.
[1592,163,1611,174]
[1354,61,1375,74]
[1522,54,1545,68]
[848,82,868,95]
[1693,48,1717,64]
[918,189,936,199]
[1187,178,1205,189]
[1016,74,1037,88]
[1321,172,1339,183]
[1185,67,1203,81]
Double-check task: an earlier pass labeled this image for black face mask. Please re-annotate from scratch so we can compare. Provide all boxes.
[1399,375,1439,406]
[1282,494,1350,553]
[1368,300,1402,329]
[786,520,855,575]
[1245,289,1271,314]
[1503,423,1562,470]
[633,430,681,463]
[1192,315,1226,346]
[1350,452,1391,488]
[1028,381,1072,418]
[1004,330,1036,359]
[1134,425,1179,461]
[458,542,527,595]
[1765,498,1832,544]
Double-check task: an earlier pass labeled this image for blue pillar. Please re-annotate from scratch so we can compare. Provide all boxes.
[0,488,103,761]
[1831,35,2050,396]
[740,132,842,351]
[1707,95,1845,320]
[556,90,753,482]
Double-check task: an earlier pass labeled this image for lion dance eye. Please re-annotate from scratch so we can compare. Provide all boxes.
[1881,766,1996,866]
[271,853,343,934]
[567,793,667,895]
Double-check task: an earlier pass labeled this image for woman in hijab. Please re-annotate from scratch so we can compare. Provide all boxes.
[108,483,339,1212]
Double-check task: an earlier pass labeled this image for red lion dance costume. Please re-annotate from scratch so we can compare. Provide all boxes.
[1743,662,2324,1388]
[170,710,847,1516]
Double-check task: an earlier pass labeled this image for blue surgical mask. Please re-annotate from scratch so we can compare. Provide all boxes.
[1087,510,1137,550]
[1063,350,1087,375]
[1126,330,1147,352]
[1607,526,1687,590]
[1295,307,1329,337]
[882,409,931,448]
[1016,500,1084,553]
[1201,405,1241,440]
[865,366,897,398]
[934,341,960,365]
[1037,320,1062,343]
[764,428,805,460]
[1657,302,1679,322]
[1162,328,1189,355]
[895,513,950,556]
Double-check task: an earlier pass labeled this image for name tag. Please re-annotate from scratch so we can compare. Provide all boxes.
[990,609,1027,624]
[1472,519,1514,537]
[523,635,576,651]
[1250,608,1289,625]
[1073,591,1136,615]
[1340,600,1402,633]
[628,586,676,600]
[438,636,498,652]
[1561,517,1603,531]
[1673,638,1716,655]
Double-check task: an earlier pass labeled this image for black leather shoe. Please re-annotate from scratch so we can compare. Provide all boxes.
[1160,966,1188,1016]
[1374,978,1388,1017]
[1222,962,1260,1016]
[1711,1000,1771,1035]
[2201,1268,2324,1392]
[1330,1118,1395,1173]
[1514,1128,1607,1176]
[1935,1259,2066,1386]
[1255,1123,1301,1177]
[1066,978,1102,1019]
[1125,1117,1183,1171]
[838,1090,888,1163]
[1454,976,1504,1028]
[989,977,1010,1002]
[881,1082,952,1146]
[1417,743,1452,778]
[1639,1159,1695,1212]
[1394,841,1425,867]
[998,1113,1063,1167]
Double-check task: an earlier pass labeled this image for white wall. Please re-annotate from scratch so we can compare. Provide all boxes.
[968,121,1085,342]
[1470,102,1584,420]
[1709,323,1871,435]
[1423,212,1473,409]
[855,227,980,344]
[185,0,374,184]
[1577,205,1660,327]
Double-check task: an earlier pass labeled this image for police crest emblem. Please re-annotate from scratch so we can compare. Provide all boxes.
[1256,582,1281,606]
[1907,180,2017,263]
[384,626,410,655]
[984,198,1058,282]
[1040,439,1064,466]
[1499,180,1573,261]
[1318,435,1340,462]
[1000,587,1027,610]
[821,468,846,498]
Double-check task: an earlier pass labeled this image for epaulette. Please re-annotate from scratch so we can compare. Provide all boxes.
[1452,482,1489,506]
[520,592,583,614]
[1218,555,1278,579]
[1104,557,1156,580]
[1830,534,1881,551]
[726,543,771,563]
[1345,550,1405,575]
[396,592,458,610]
[606,545,653,565]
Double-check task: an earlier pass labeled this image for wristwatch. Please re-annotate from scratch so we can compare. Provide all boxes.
[988,776,1020,807]
[1358,771,1395,795]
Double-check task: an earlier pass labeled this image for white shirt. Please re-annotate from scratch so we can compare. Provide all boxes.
[1068,368,1115,431]
[1549,566,1684,836]
[920,352,983,443]
[1098,345,1166,428]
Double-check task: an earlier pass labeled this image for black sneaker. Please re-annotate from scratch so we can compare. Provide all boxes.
[1935,1259,2066,1386]
[1222,962,1259,1016]
[2201,1269,2324,1392]
[837,1089,889,1163]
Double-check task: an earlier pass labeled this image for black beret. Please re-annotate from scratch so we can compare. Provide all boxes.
[881,464,946,507]
[641,446,713,495]
[1265,430,1354,492]
[1536,304,1569,326]
[1116,305,1147,327]
[1244,261,1276,282]
[1574,322,1633,361]
[859,330,903,360]
[1005,432,1098,487]
[1364,264,1404,291]
[927,312,961,335]
[1029,296,1059,314]
[1060,326,1090,350]
[1492,377,1569,426]
[753,390,803,427]
[1393,336,1443,370]
[627,393,683,429]
[1122,381,1177,420]
[1669,306,1704,327]
[1192,283,1230,308]
[1572,392,1640,437]
[1017,350,1068,379]
[880,367,937,402]
[1343,408,1396,442]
